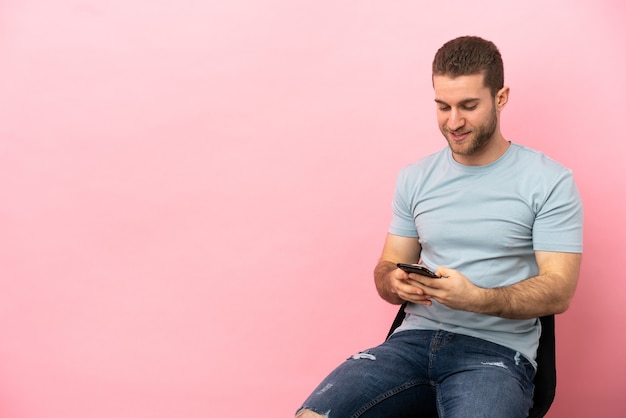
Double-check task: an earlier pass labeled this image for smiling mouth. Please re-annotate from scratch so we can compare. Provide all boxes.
[449,131,470,141]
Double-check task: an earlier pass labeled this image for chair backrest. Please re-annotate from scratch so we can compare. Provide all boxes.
[386,304,556,418]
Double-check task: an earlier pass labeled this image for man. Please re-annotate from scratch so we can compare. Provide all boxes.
[296,36,583,418]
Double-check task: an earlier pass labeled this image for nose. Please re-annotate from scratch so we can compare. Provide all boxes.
[446,109,465,131]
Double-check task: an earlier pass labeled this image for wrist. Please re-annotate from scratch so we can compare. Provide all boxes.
[375,261,404,305]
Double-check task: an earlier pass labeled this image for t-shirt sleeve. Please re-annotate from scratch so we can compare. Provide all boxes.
[532,170,583,253]
[388,168,420,238]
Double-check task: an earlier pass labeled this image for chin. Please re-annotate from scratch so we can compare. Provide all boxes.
[446,139,473,156]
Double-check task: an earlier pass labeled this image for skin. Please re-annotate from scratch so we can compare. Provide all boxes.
[374,73,581,319]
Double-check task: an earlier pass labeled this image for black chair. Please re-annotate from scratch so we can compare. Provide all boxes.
[386,303,556,418]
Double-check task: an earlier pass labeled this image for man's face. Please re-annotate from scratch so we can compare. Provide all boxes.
[433,73,500,162]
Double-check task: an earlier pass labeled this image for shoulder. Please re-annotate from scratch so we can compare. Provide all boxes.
[510,143,572,176]
[397,148,449,179]
[508,144,577,191]
[508,144,581,214]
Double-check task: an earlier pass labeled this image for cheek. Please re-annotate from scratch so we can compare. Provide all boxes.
[478,106,497,123]
[436,114,447,128]
[467,113,487,128]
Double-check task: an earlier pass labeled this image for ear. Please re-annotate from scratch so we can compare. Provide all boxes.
[495,86,510,111]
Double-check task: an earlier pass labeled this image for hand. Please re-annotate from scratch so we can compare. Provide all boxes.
[391,266,438,306]
[409,266,485,312]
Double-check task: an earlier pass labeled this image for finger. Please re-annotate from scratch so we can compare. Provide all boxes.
[411,276,441,289]
[397,282,420,294]
[435,266,454,278]
[398,286,432,303]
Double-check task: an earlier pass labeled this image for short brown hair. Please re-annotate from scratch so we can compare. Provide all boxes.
[432,36,504,97]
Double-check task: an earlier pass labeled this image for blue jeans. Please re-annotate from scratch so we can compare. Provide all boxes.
[297,330,535,418]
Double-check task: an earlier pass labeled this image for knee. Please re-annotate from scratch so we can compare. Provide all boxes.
[295,408,326,418]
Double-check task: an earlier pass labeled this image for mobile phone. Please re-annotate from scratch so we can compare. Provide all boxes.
[396,263,439,278]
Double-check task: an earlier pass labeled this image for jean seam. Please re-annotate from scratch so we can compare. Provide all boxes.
[351,380,432,417]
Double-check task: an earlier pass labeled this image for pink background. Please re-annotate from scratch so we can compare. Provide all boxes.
[1,1,624,417]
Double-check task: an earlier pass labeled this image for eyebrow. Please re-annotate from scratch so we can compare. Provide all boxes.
[434,98,480,106]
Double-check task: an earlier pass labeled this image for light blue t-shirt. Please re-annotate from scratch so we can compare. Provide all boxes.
[389,143,583,365]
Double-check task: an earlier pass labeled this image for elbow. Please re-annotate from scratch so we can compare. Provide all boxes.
[553,302,570,315]
[552,291,576,315]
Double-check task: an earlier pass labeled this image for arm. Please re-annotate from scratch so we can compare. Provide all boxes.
[412,251,582,319]
[483,251,581,318]
[374,233,430,305]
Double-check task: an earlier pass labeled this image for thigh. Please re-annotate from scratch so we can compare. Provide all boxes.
[298,330,438,418]
[435,334,535,418]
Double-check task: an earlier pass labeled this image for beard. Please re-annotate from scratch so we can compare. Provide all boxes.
[443,105,498,156]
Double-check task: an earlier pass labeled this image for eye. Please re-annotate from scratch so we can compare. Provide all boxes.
[438,105,450,111]
[462,104,478,111]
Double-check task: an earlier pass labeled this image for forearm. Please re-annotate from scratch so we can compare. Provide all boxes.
[374,260,405,305]
[478,272,578,319]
